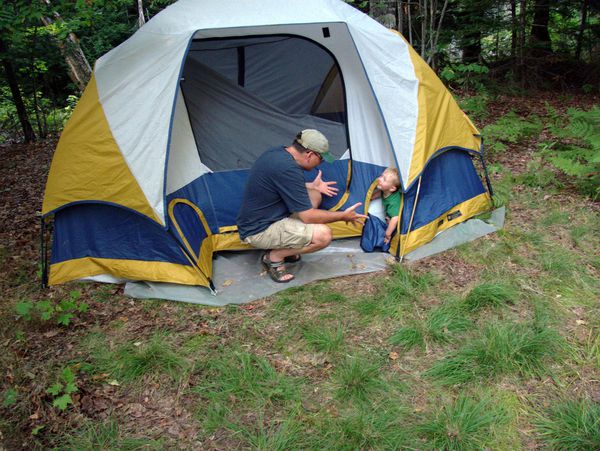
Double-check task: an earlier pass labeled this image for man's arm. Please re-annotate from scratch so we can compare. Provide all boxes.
[297,202,367,225]
[384,216,399,244]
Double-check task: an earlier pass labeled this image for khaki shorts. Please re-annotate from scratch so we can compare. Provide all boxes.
[243,217,314,249]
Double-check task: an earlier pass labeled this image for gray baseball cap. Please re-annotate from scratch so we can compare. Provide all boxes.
[296,129,335,163]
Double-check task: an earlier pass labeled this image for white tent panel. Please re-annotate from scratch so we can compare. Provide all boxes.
[167,88,211,196]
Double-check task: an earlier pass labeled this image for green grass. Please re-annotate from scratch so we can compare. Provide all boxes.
[417,394,509,450]
[229,411,303,451]
[62,418,163,450]
[463,283,517,312]
[83,332,188,383]
[534,399,600,450]
[192,351,299,409]
[426,321,565,385]
[301,323,344,354]
[390,304,471,350]
[332,357,384,402]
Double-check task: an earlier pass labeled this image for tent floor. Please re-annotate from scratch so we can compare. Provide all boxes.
[124,207,504,306]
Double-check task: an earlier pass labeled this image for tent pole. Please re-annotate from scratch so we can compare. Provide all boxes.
[478,136,494,197]
[394,193,404,262]
[400,176,422,263]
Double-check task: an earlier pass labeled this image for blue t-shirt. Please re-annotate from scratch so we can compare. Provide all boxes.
[237,147,313,239]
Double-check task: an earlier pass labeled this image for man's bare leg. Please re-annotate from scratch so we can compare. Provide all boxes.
[267,224,332,282]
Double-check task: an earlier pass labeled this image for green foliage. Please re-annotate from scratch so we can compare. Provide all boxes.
[46,367,78,411]
[14,291,88,326]
[463,283,517,312]
[483,112,544,157]
[417,394,509,450]
[440,63,489,91]
[458,94,489,121]
[543,107,600,200]
[534,399,600,450]
[516,158,562,190]
[426,321,565,385]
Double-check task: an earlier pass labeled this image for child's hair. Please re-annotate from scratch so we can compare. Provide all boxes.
[385,168,401,190]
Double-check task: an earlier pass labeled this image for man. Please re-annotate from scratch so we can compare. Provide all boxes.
[237,129,367,283]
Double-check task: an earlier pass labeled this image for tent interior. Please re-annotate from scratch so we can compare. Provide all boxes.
[180,35,350,172]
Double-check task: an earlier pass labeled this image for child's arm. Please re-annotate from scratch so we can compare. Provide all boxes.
[384,215,399,244]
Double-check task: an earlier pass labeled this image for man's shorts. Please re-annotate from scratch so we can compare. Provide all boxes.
[243,217,314,249]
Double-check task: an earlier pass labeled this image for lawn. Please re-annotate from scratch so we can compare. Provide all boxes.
[1,93,599,449]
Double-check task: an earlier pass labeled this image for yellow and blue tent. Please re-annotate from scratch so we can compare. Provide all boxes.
[42,0,492,292]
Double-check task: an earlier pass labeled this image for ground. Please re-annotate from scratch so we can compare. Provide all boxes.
[0,93,598,449]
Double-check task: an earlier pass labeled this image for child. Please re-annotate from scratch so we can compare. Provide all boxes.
[375,168,401,244]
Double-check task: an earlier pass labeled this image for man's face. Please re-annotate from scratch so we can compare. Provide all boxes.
[299,150,322,171]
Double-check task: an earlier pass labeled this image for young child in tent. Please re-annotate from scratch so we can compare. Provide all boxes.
[375,167,402,244]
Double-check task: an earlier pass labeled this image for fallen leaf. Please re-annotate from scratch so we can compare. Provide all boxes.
[389,351,399,360]
[222,279,234,287]
[576,320,587,325]
[107,380,120,386]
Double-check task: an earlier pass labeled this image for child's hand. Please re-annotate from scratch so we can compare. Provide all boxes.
[384,232,392,244]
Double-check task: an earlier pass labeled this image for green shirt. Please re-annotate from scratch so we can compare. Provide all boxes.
[382,191,401,218]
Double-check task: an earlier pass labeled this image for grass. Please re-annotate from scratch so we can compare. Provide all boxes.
[463,283,517,312]
[426,321,565,385]
[82,332,188,383]
[390,303,471,350]
[332,356,384,402]
[534,399,600,450]
[62,418,163,450]
[417,394,509,450]
[301,323,345,354]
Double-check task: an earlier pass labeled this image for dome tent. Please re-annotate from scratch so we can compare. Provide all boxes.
[42,0,492,293]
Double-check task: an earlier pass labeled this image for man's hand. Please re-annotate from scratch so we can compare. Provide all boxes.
[343,203,368,225]
[384,231,392,244]
[309,170,339,197]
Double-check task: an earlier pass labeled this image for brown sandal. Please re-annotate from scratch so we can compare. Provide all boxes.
[261,253,295,283]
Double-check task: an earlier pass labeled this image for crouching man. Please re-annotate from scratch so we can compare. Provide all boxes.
[236,129,367,283]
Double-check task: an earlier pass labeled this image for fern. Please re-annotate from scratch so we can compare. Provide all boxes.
[545,107,600,200]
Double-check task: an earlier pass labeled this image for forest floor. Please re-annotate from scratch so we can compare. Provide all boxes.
[0,92,598,449]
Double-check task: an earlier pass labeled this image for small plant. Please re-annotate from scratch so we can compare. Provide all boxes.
[2,387,18,407]
[517,158,561,189]
[459,94,489,121]
[534,399,600,450]
[463,283,517,312]
[417,394,508,450]
[332,357,382,402]
[47,367,78,410]
[15,290,88,326]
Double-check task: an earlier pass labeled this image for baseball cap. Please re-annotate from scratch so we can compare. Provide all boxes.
[296,129,335,163]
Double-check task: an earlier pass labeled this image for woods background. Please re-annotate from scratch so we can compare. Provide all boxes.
[1,0,598,144]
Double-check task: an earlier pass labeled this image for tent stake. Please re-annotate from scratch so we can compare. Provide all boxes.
[40,215,49,289]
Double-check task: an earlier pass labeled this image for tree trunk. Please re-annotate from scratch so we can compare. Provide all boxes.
[511,0,517,59]
[41,0,92,92]
[137,0,146,28]
[518,0,526,85]
[529,0,553,57]
[0,39,36,143]
[575,0,589,60]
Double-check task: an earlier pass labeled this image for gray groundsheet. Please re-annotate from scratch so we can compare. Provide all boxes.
[124,207,505,305]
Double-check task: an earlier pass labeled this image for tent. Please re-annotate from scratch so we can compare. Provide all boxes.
[42,0,493,293]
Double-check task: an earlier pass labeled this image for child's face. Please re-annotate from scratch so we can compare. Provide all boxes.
[377,171,397,193]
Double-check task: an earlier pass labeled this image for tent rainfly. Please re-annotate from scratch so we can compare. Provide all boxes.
[42,0,493,293]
